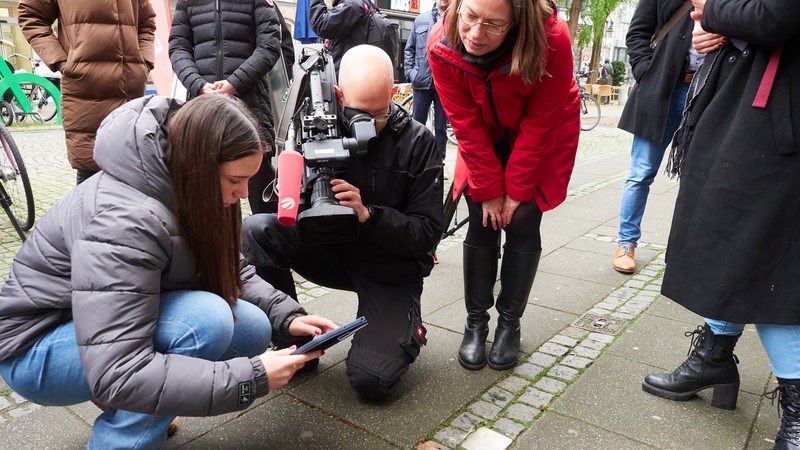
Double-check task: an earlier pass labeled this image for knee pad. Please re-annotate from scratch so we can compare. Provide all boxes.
[346,364,398,401]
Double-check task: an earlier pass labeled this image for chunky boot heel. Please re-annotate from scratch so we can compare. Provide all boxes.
[710,381,740,410]
[642,324,741,409]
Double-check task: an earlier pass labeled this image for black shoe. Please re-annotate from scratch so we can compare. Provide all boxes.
[771,380,800,450]
[642,324,740,410]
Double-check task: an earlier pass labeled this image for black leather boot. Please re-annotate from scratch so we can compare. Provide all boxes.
[458,244,499,370]
[488,248,540,371]
[642,323,740,409]
[772,380,800,450]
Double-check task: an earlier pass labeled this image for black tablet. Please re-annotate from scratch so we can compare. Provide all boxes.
[291,316,368,355]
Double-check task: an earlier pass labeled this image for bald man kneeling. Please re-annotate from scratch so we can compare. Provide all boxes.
[242,45,444,400]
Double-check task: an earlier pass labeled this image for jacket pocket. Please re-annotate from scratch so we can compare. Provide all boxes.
[770,78,798,155]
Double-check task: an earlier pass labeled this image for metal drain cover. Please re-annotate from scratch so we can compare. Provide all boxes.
[572,313,628,335]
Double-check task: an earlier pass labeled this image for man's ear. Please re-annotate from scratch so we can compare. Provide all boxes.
[334,85,344,105]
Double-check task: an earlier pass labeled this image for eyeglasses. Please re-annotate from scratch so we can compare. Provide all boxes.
[342,106,390,124]
[457,9,511,36]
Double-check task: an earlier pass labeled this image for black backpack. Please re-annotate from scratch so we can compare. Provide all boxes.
[363,0,400,72]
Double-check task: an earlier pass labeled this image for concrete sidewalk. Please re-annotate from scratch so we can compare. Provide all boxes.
[0,107,780,449]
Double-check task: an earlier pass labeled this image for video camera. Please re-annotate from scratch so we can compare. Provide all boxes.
[273,44,377,244]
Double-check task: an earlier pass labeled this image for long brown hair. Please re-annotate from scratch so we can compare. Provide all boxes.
[166,95,267,303]
[444,0,553,84]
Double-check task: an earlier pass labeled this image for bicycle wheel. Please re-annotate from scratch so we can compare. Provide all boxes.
[446,121,457,145]
[0,100,13,127]
[579,93,601,131]
[400,94,413,114]
[36,93,58,122]
[0,124,35,230]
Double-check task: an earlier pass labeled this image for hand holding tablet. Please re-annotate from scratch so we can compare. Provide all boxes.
[291,316,368,355]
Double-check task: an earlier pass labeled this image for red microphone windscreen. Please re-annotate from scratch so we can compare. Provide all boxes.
[276,150,304,226]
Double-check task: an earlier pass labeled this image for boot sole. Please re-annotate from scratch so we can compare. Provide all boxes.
[641,380,738,410]
[458,355,487,371]
[487,358,518,371]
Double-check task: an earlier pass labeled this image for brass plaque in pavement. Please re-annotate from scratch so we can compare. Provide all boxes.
[571,312,628,335]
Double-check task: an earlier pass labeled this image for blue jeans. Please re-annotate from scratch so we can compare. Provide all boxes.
[412,88,447,162]
[705,319,800,379]
[0,291,271,449]
[618,82,689,246]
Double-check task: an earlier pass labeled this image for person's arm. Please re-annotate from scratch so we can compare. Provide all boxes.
[137,0,156,71]
[403,18,419,83]
[226,0,282,95]
[428,26,504,202]
[18,0,67,72]
[169,1,208,96]
[625,0,660,82]
[701,0,800,46]
[309,0,365,39]
[503,19,577,204]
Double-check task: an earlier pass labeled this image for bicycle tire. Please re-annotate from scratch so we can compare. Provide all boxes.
[579,93,601,131]
[0,100,13,127]
[36,92,58,122]
[0,124,35,230]
[400,94,413,113]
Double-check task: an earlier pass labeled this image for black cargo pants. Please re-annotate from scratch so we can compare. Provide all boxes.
[241,213,427,400]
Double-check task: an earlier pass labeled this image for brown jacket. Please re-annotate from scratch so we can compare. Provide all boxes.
[19,0,156,172]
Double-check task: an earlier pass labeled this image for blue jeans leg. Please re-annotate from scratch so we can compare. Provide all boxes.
[412,88,447,162]
[0,291,271,449]
[618,83,689,246]
[755,324,800,379]
[704,318,746,336]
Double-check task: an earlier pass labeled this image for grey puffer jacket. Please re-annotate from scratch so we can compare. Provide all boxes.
[0,96,306,416]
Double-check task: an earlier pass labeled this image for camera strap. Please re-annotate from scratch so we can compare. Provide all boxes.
[276,66,308,153]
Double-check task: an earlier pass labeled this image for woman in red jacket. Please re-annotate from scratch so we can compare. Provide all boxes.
[428,0,579,371]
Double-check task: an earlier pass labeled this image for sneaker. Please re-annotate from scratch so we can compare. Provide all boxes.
[613,244,636,274]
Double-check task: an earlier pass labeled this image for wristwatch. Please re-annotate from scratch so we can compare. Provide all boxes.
[366,204,376,221]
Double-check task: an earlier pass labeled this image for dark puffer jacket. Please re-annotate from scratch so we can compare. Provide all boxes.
[0,96,306,416]
[169,0,281,141]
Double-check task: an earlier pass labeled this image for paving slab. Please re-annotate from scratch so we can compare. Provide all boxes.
[516,411,653,450]
[549,353,769,449]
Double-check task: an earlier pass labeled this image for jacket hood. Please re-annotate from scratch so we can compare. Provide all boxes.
[94,96,184,206]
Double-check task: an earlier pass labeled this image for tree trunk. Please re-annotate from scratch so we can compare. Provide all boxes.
[589,35,603,84]
[567,0,582,43]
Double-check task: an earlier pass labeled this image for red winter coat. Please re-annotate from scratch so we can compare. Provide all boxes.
[427,12,579,212]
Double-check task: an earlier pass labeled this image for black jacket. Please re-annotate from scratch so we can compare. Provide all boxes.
[617,0,693,141]
[308,0,370,72]
[168,0,282,140]
[337,103,443,279]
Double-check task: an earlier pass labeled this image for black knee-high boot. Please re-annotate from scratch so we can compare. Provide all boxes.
[642,324,740,410]
[488,248,541,370]
[458,244,499,370]
[773,379,800,450]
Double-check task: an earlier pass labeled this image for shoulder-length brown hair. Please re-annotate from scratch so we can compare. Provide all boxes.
[166,95,268,304]
[444,0,554,84]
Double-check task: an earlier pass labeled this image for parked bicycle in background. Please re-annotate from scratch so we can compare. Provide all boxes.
[0,120,34,240]
[0,53,61,126]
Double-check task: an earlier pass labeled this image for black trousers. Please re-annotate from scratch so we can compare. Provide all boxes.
[242,213,426,400]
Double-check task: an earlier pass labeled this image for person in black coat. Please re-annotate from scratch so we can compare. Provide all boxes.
[642,2,800,447]
[308,0,371,73]
[168,0,289,214]
[612,0,723,274]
